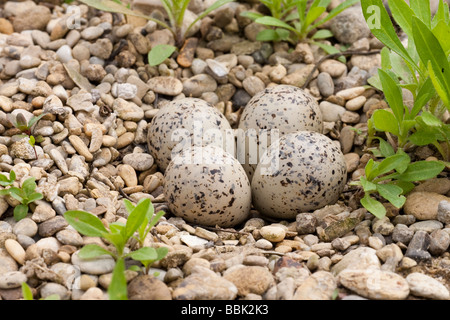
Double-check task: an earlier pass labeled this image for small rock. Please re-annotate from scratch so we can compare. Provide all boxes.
[223,265,274,296]
[127,275,172,300]
[392,224,414,245]
[259,225,286,242]
[331,247,380,275]
[319,60,347,78]
[0,271,27,289]
[319,101,346,122]
[339,269,409,300]
[122,153,155,172]
[38,216,68,237]
[317,72,334,97]
[5,239,26,265]
[330,7,371,44]
[404,192,449,220]
[405,230,432,262]
[13,5,51,32]
[437,201,450,224]
[409,220,444,233]
[406,273,449,300]
[40,282,70,300]
[242,76,265,96]
[296,213,317,234]
[183,74,218,97]
[80,287,105,300]
[293,271,336,300]
[81,26,104,40]
[112,98,144,121]
[71,251,115,275]
[147,76,183,96]
[372,217,395,235]
[173,266,237,300]
[429,229,450,256]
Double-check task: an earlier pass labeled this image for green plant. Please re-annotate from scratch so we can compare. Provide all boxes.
[78,0,233,65]
[351,139,445,218]
[240,0,358,53]
[10,112,46,160]
[64,198,168,300]
[361,0,450,160]
[0,171,43,221]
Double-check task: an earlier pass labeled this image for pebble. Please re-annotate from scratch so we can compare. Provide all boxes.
[338,269,409,300]
[406,273,450,300]
[317,72,334,97]
[293,271,336,300]
[319,101,346,122]
[242,76,265,96]
[183,74,218,97]
[147,76,183,96]
[13,218,38,237]
[331,247,380,275]
[40,282,70,300]
[0,271,27,289]
[81,26,104,40]
[259,226,286,242]
[330,7,371,44]
[404,192,449,220]
[223,265,274,296]
[437,201,450,224]
[71,251,115,275]
[173,266,238,300]
[405,231,432,261]
[4,239,26,265]
[409,220,444,233]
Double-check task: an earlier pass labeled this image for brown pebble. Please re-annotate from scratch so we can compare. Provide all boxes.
[177,37,198,68]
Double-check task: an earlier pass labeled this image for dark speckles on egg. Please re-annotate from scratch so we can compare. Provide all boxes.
[147,98,232,172]
[251,131,347,220]
[238,85,323,181]
[164,145,251,228]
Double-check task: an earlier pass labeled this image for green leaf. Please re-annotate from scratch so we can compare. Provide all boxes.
[412,16,450,108]
[21,283,34,300]
[372,109,400,136]
[123,199,135,214]
[78,244,113,259]
[387,0,414,38]
[21,177,36,196]
[156,247,169,260]
[255,16,298,33]
[395,161,445,182]
[129,247,158,262]
[378,69,404,121]
[64,210,108,237]
[419,111,443,127]
[14,204,28,221]
[432,0,450,27]
[9,170,16,182]
[26,192,43,204]
[256,29,282,42]
[410,0,431,28]
[375,137,395,157]
[311,29,334,39]
[148,44,176,67]
[8,187,24,203]
[410,77,435,118]
[376,153,410,177]
[27,113,46,128]
[376,183,406,208]
[432,20,450,55]
[239,11,264,21]
[360,176,377,192]
[361,0,417,73]
[108,258,128,300]
[148,210,165,230]
[360,194,386,219]
[392,180,415,194]
[125,198,151,239]
[380,47,391,70]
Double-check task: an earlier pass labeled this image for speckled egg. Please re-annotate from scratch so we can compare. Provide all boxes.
[237,85,323,180]
[251,131,347,220]
[147,98,233,172]
[164,144,252,227]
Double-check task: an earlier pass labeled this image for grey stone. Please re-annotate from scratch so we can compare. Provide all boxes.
[330,7,371,44]
[429,229,450,256]
[392,224,414,245]
[405,230,432,262]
